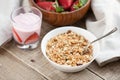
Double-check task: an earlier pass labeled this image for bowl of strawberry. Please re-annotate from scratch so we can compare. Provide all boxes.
[29,0,90,26]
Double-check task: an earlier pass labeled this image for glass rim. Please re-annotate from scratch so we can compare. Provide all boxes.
[11,6,42,26]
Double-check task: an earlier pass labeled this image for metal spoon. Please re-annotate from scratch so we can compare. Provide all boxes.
[83,27,118,54]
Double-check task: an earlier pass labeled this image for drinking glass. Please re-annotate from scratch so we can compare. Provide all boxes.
[11,6,42,49]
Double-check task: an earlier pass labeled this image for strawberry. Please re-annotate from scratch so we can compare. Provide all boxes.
[71,0,88,11]
[58,0,73,10]
[37,1,56,11]
[12,28,22,43]
[37,0,64,12]
[25,32,39,44]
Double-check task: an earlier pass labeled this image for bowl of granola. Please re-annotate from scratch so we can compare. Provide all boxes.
[41,26,100,72]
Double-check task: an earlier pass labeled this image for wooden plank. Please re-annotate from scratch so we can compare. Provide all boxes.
[88,61,120,80]
[0,48,48,80]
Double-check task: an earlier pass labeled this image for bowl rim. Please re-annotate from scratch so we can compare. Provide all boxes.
[41,26,100,68]
[30,0,91,14]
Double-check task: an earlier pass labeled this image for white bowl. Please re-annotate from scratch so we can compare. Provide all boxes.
[41,26,100,72]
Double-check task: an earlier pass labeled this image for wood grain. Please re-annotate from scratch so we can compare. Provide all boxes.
[88,61,120,80]
[0,48,47,80]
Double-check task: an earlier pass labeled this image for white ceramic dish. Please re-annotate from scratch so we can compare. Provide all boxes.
[41,26,100,72]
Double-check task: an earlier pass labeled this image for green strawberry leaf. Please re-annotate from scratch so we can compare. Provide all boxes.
[56,6,64,12]
[80,0,88,6]
[73,4,80,10]
[53,0,64,13]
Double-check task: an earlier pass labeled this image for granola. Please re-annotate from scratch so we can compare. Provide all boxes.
[46,30,93,66]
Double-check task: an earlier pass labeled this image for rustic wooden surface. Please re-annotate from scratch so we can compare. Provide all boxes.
[0,0,120,80]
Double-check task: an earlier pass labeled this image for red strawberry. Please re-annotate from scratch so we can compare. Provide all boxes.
[37,0,64,12]
[25,32,39,44]
[12,28,22,43]
[59,0,73,10]
[37,1,56,11]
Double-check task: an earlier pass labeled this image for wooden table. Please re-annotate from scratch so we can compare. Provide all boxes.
[0,0,120,80]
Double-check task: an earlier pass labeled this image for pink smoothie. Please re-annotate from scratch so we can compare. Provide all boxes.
[12,13,42,44]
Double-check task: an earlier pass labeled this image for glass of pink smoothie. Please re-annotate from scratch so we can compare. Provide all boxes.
[11,6,42,49]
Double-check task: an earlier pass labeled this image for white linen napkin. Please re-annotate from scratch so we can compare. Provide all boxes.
[86,0,120,66]
[0,0,21,46]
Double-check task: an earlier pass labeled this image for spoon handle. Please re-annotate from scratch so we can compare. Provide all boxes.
[91,27,118,44]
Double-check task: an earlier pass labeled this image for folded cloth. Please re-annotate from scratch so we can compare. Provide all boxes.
[0,0,21,46]
[86,0,120,66]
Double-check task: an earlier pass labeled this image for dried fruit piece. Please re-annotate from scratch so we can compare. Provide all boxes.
[25,32,39,44]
